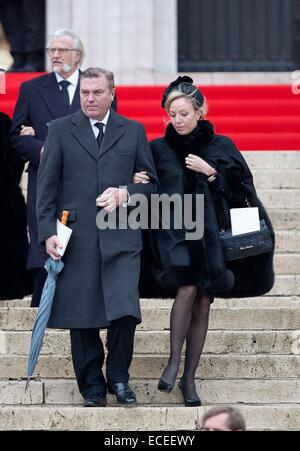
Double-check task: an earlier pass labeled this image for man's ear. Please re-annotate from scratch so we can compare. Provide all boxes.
[111,88,116,99]
[75,51,81,64]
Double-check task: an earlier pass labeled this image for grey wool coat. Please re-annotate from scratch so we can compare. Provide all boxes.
[37,108,158,329]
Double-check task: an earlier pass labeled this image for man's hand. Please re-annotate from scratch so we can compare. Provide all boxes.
[133,171,150,184]
[96,187,129,212]
[185,154,216,176]
[20,125,35,136]
[45,235,63,260]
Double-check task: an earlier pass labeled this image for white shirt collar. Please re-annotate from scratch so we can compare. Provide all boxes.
[89,109,110,128]
[55,68,80,86]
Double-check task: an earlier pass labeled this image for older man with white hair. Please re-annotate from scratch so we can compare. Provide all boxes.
[10,29,117,306]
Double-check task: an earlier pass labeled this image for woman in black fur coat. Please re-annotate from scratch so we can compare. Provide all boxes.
[0,112,31,299]
[136,77,275,407]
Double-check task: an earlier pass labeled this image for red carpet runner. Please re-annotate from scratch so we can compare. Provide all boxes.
[1,73,300,150]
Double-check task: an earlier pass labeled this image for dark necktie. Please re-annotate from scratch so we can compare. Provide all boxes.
[59,80,71,109]
[95,122,104,148]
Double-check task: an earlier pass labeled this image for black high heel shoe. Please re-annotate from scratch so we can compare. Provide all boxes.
[178,379,201,407]
[157,378,174,393]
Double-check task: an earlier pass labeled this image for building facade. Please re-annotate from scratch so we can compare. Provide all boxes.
[46,0,299,84]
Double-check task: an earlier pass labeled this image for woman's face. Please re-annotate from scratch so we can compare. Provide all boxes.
[168,97,201,135]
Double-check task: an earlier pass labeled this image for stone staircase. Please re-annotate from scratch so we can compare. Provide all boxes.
[0,151,299,431]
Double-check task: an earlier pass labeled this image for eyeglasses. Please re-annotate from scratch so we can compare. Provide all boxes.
[46,48,78,55]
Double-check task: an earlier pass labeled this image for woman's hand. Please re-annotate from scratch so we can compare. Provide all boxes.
[185,154,216,176]
[20,125,35,136]
[96,187,129,212]
[133,171,150,184]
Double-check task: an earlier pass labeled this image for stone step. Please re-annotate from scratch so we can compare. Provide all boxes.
[1,330,299,356]
[141,297,300,311]
[268,210,300,230]
[4,293,300,310]
[7,294,300,309]
[1,285,299,313]
[1,404,299,431]
[1,355,299,379]
[242,151,300,170]
[274,253,300,273]
[257,189,300,209]
[209,296,300,309]
[1,297,300,332]
[1,378,300,406]
[1,302,300,332]
[268,275,300,296]
[252,170,300,189]
[275,231,300,252]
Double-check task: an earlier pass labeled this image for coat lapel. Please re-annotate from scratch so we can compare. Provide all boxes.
[37,72,68,118]
[71,110,99,160]
[99,109,125,158]
[38,72,81,118]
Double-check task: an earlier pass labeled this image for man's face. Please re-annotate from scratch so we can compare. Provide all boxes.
[203,413,232,431]
[80,76,115,120]
[48,35,80,77]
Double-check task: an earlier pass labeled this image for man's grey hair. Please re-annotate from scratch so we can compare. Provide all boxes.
[47,29,85,65]
[80,67,115,92]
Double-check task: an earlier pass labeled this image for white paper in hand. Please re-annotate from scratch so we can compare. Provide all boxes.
[56,219,73,256]
[230,207,260,236]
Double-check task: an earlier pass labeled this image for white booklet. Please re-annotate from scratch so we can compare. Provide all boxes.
[56,219,73,256]
[230,207,260,236]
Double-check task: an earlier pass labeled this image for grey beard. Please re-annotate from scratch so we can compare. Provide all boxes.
[52,62,74,74]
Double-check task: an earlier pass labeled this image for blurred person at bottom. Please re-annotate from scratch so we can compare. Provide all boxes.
[202,406,246,431]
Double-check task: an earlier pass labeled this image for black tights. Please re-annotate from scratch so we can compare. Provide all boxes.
[160,285,211,399]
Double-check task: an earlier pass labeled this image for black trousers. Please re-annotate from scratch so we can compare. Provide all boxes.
[0,0,45,54]
[70,316,137,399]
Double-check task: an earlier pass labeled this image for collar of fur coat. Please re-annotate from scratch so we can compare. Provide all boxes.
[164,120,215,163]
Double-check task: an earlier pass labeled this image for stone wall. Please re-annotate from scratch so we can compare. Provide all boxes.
[46,0,177,84]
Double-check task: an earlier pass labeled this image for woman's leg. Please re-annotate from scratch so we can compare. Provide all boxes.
[181,293,211,399]
[159,285,198,386]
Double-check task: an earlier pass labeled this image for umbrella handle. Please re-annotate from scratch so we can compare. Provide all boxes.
[61,210,70,225]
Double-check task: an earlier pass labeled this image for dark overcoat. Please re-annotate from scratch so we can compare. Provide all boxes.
[37,108,158,329]
[10,72,118,270]
[139,121,275,300]
[9,72,81,269]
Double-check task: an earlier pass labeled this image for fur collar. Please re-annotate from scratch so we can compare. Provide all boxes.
[165,120,214,163]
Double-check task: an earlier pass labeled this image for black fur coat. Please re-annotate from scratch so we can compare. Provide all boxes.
[0,112,31,299]
[139,121,275,299]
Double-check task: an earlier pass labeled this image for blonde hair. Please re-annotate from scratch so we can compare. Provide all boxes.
[165,89,207,119]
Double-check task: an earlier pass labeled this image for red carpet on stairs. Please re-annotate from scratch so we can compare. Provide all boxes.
[1,73,300,150]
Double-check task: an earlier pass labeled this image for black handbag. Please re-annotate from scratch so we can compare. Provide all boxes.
[220,219,273,261]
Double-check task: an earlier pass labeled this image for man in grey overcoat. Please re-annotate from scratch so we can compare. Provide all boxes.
[37,67,158,407]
